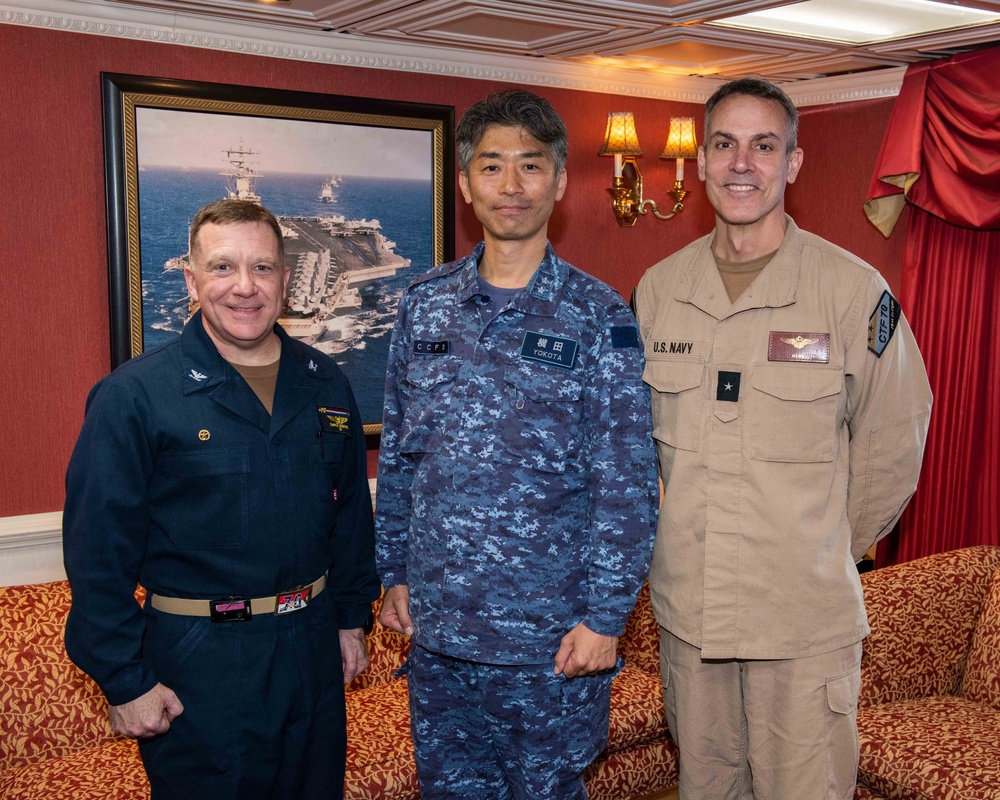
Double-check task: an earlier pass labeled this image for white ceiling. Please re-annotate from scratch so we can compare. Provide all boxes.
[6,0,1000,103]
[100,0,1000,81]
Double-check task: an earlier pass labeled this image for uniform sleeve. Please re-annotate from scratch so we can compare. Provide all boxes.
[845,274,932,561]
[581,302,660,637]
[63,377,159,707]
[374,298,414,589]
[329,377,382,629]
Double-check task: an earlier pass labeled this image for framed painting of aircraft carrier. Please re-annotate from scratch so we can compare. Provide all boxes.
[102,72,455,441]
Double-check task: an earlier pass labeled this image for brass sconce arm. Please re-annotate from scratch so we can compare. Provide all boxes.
[608,158,688,227]
[599,113,697,228]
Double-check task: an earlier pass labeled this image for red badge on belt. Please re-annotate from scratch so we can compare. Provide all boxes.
[276,587,312,615]
[768,331,831,363]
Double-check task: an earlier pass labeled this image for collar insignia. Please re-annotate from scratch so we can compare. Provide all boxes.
[188,369,208,382]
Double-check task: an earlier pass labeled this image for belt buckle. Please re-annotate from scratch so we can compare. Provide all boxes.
[209,597,252,623]
[276,585,312,615]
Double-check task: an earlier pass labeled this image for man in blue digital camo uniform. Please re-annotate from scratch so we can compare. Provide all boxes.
[63,199,380,800]
[375,89,659,799]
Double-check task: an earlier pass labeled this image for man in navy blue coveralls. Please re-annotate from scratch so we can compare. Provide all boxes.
[375,89,659,798]
[63,199,380,800]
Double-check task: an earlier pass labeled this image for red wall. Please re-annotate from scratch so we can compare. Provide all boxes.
[0,23,902,516]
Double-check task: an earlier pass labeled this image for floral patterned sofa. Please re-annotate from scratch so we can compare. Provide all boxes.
[0,580,677,799]
[855,545,1000,800]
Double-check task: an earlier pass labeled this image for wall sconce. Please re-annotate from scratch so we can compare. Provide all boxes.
[599,113,698,227]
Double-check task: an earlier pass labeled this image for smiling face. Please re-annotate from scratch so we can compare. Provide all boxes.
[184,221,289,363]
[459,124,567,249]
[698,93,803,249]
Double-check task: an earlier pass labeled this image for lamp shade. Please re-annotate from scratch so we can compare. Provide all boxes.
[599,111,643,156]
[659,117,698,159]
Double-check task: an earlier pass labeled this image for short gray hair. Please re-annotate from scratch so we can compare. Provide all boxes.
[705,77,799,154]
[456,89,568,173]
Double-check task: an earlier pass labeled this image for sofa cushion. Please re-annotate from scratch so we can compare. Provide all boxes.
[606,664,668,753]
[853,786,890,799]
[344,678,418,800]
[0,581,119,771]
[859,546,1000,707]
[961,568,1000,711]
[0,738,147,800]
[584,736,678,800]
[857,694,1000,800]
[618,583,660,676]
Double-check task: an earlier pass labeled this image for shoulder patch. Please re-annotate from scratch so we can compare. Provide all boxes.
[868,290,901,358]
[611,325,641,349]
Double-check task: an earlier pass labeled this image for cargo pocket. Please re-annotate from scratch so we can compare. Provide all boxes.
[825,664,861,796]
[751,364,842,462]
[826,665,860,716]
[643,360,706,452]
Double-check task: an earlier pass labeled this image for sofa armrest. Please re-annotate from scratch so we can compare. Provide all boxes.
[859,546,1000,708]
[0,580,120,772]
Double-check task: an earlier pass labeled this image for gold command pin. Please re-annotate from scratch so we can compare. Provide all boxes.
[198,429,211,441]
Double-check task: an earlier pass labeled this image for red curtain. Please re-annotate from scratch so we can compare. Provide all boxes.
[865,46,1000,566]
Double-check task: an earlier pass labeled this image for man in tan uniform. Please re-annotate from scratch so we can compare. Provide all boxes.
[635,78,932,799]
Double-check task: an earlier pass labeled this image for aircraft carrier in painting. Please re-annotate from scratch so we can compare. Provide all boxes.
[165,142,410,345]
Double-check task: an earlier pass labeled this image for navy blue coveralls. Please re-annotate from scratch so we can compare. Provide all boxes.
[63,312,380,800]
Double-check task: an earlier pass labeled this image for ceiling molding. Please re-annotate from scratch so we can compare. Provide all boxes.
[1,0,904,105]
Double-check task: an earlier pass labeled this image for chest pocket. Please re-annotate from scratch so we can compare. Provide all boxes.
[750,364,843,462]
[499,364,584,474]
[643,360,706,452]
[156,448,249,549]
[399,356,462,455]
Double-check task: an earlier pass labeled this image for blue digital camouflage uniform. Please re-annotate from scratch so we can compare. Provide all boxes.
[376,242,658,798]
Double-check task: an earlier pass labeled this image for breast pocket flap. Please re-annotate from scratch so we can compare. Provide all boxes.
[160,448,249,477]
[405,356,461,391]
[504,365,583,402]
[752,364,841,402]
[643,361,704,394]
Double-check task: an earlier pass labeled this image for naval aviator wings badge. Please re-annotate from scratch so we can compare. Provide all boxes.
[317,406,351,435]
[768,331,831,363]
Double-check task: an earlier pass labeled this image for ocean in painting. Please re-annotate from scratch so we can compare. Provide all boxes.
[136,168,434,427]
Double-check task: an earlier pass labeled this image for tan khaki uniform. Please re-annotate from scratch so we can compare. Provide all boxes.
[636,218,931,660]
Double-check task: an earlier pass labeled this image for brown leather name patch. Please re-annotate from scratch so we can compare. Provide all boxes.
[767,331,831,363]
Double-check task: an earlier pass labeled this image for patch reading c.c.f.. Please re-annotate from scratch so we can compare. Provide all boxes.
[414,340,450,355]
[520,331,579,370]
[868,291,901,358]
[317,406,351,435]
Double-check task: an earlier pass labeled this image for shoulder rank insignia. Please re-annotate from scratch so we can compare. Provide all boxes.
[868,291,900,358]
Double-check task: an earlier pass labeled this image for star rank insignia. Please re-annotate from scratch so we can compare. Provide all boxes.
[717,371,741,402]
